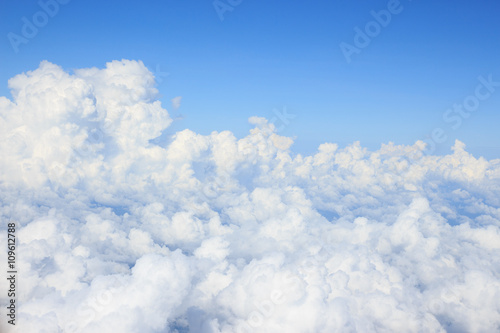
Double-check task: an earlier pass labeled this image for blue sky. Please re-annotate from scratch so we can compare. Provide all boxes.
[1,0,499,158]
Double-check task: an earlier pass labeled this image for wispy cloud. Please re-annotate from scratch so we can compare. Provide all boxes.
[171,96,182,110]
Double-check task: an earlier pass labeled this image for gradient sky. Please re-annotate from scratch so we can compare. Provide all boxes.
[1,0,499,158]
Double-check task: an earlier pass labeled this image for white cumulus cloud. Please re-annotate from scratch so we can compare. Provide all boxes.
[172,96,182,110]
[1,60,500,333]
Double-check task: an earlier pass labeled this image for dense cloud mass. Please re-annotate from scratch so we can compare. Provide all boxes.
[1,60,500,333]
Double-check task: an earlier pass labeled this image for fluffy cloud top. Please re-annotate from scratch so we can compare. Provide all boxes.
[1,60,500,333]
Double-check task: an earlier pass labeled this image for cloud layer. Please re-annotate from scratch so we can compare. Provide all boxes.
[1,60,500,333]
